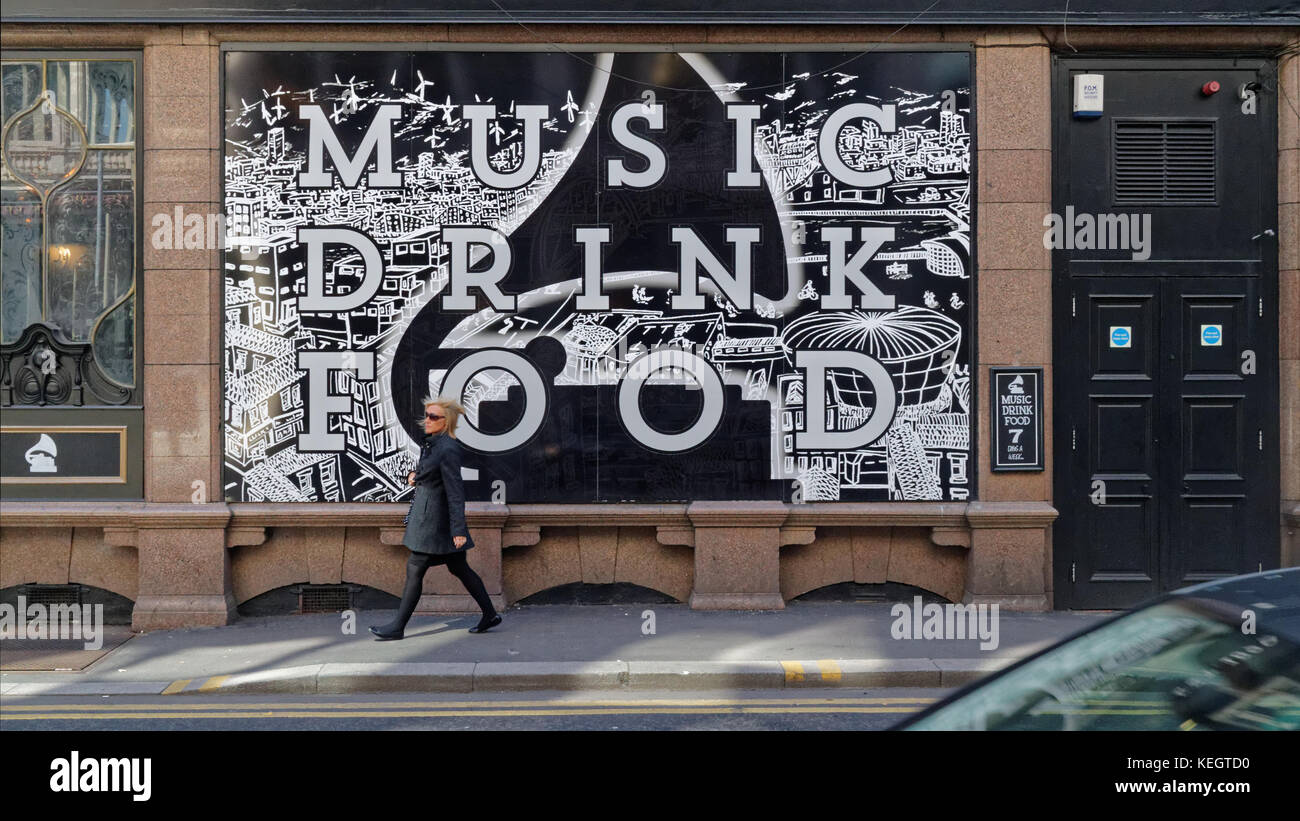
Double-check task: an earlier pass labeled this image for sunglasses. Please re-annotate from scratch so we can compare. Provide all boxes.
[425,412,445,421]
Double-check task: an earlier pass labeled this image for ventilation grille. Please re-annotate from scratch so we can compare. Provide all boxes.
[297,584,355,614]
[1113,120,1216,205]
[19,584,82,607]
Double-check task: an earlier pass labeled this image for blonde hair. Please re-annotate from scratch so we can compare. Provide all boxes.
[422,395,465,438]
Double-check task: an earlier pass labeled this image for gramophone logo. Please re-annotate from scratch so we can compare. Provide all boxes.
[25,433,57,473]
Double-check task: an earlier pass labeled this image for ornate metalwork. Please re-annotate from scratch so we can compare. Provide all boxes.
[0,321,130,406]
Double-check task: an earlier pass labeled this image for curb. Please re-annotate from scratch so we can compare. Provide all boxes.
[0,658,1014,696]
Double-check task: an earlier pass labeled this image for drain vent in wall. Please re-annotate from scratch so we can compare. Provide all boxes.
[17,584,83,607]
[295,584,358,614]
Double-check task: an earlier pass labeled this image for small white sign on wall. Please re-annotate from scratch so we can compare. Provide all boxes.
[1073,73,1104,118]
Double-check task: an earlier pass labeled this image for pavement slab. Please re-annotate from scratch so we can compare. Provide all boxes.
[0,602,1112,695]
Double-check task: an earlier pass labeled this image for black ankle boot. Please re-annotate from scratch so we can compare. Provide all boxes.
[468,613,501,634]
[369,624,404,640]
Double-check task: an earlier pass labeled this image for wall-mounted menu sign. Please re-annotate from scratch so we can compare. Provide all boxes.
[989,368,1043,472]
[0,426,128,484]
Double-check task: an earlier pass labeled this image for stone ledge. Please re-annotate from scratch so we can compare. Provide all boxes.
[964,501,1059,528]
[784,501,969,527]
[0,502,231,530]
[227,502,409,528]
[3,500,1058,529]
[2,502,1060,556]
[504,503,690,527]
[687,500,789,527]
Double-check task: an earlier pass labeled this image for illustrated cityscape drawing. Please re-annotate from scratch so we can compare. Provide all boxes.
[223,51,972,504]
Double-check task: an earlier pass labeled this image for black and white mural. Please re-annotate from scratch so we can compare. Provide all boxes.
[222,50,973,504]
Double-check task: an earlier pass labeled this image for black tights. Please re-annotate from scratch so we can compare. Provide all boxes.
[386,550,495,633]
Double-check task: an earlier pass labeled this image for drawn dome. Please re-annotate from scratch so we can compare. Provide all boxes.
[782,306,960,361]
[782,306,962,410]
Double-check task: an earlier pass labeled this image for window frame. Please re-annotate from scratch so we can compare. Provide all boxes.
[1,48,143,399]
[1,48,144,500]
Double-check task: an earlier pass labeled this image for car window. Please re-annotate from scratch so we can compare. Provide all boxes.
[905,598,1300,730]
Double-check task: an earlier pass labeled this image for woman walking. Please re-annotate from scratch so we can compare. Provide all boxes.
[370,397,501,638]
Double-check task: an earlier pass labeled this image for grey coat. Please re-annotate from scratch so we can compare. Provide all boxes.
[402,433,475,555]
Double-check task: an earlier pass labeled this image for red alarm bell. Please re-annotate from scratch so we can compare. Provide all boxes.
[1201,80,1220,96]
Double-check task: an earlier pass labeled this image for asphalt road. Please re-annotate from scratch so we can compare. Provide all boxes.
[1,688,948,730]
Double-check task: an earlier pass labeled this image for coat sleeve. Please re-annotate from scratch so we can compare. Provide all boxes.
[440,439,469,539]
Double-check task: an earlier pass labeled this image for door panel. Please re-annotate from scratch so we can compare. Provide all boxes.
[1162,278,1266,590]
[1090,293,1157,380]
[1069,278,1162,606]
[1053,58,1278,609]
[1061,65,1269,271]
[1059,276,1272,608]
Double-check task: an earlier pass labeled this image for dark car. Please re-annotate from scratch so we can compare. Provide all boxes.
[895,568,1300,730]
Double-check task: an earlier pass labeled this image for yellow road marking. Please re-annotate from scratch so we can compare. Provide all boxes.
[198,676,228,692]
[781,661,805,682]
[1,697,937,711]
[161,680,191,696]
[0,706,926,720]
[816,659,842,683]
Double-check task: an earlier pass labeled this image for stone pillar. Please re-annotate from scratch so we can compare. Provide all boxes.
[416,508,507,613]
[141,34,222,503]
[963,502,1057,610]
[687,501,787,610]
[970,34,1057,610]
[136,33,234,629]
[132,507,236,629]
[1279,40,1300,568]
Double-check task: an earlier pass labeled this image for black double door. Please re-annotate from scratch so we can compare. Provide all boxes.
[1052,59,1279,609]
[1060,276,1274,607]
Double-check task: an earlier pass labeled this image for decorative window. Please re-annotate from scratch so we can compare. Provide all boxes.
[2,55,139,404]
